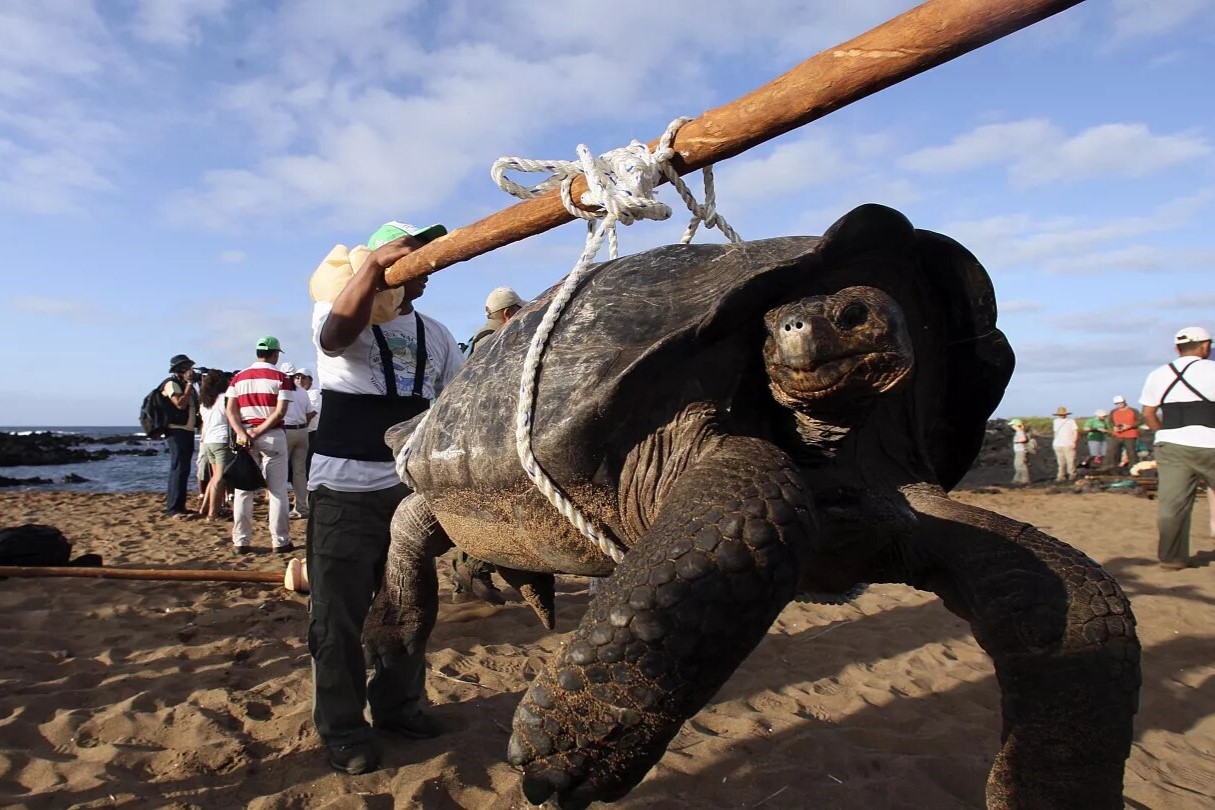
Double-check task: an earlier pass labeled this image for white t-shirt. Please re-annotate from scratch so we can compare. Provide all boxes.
[306,387,322,432]
[1052,418,1078,449]
[284,387,312,427]
[309,301,464,492]
[1139,356,1215,449]
[199,395,231,445]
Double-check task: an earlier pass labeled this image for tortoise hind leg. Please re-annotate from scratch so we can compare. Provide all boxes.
[364,492,453,657]
[508,436,817,808]
[898,487,1140,810]
[495,567,557,630]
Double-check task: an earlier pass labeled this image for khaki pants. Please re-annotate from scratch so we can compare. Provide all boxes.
[1155,442,1215,564]
[1012,448,1030,484]
[284,428,310,512]
[1053,446,1076,480]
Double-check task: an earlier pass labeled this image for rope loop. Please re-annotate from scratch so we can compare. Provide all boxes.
[489,117,743,565]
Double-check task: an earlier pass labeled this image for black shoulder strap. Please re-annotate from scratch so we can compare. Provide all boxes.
[1163,361,1213,403]
[371,325,398,398]
[413,311,428,398]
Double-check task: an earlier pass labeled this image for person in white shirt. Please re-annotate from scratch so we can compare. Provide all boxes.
[278,362,317,518]
[298,367,322,476]
[307,221,463,776]
[196,370,233,520]
[1139,326,1215,569]
[226,336,296,553]
[1051,406,1079,481]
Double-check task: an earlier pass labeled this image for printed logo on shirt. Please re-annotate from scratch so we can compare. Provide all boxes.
[367,330,434,396]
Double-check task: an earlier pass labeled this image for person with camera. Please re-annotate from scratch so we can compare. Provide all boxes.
[225,336,296,554]
[162,354,199,519]
[196,369,233,520]
[307,221,463,776]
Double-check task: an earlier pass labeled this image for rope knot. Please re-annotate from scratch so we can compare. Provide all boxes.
[491,117,742,566]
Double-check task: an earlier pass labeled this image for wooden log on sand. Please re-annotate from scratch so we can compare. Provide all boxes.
[385,0,1084,286]
[0,566,283,585]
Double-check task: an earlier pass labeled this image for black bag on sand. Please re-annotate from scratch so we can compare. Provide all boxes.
[223,445,266,491]
[0,524,102,576]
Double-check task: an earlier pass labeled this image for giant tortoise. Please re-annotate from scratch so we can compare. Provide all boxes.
[366,204,1140,808]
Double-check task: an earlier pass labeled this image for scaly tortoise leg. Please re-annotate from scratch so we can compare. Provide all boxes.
[897,486,1140,810]
[509,436,817,807]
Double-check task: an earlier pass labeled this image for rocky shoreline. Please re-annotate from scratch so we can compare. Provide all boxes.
[0,431,158,468]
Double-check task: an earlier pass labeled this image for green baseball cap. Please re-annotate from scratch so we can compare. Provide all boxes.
[256,335,283,352]
[367,221,447,250]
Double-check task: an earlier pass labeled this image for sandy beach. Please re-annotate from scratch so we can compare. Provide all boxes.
[0,487,1211,809]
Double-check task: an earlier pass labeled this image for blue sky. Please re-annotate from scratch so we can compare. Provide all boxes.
[0,0,1212,426]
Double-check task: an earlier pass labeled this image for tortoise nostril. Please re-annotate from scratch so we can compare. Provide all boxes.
[838,302,868,330]
[795,321,804,329]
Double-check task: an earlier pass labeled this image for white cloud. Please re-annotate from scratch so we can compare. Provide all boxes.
[900,119,1210,187]
[163,0,926,230]
[1013,124,1209,186]
[0,2,138,213]
[1111,0,1212,42]
[131,0,230,47]
[943,187,1215,271]
[4,296,116,324]
[714,133,857,205]
[899,119,1056,173]
[218,250,247,263]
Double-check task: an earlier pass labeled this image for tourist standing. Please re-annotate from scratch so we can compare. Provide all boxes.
[1107,396,1139,472]
[281,367,316,518]
[307,221,463,775]
[1010,418,1031,485]
[196,370,233,520]
[1083,410,1110,465]
[162,354,199,519]
[1052,406,1079,481]
[1139,326,1215,569]
[226,336,295,554]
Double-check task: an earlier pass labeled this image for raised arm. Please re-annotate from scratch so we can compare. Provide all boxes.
[320,236,423,353]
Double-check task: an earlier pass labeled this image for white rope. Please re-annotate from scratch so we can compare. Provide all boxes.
[491,118,742,564]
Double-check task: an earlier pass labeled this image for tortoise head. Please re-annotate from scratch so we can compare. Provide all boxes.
[762,285,915,410]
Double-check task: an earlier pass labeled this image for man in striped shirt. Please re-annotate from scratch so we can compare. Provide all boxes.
[225,335,296,554]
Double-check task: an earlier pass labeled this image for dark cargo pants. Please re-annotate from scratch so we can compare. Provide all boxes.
[307,483,426,746]
[1155,442,1215,564]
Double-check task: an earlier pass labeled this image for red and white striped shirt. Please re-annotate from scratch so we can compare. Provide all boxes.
[226,362,295,427]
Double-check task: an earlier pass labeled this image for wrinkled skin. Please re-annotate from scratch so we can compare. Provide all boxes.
[366,205,1139,809]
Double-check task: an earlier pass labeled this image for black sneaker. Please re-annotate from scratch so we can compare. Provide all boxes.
[327,741,379,775]
[273,543,296,554]
[233,545,255,555]
[375,713,443,740]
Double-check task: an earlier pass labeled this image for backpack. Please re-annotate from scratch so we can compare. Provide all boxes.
[0,524,71,567]
[0,524,103,574]
[1026,434,1039,454]
[139,376,175,439]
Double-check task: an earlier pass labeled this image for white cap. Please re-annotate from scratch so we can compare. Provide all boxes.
[485,286,525,314]
[280,362,296,374]
[1113,395,1126,403]
[1175,326,1212,344]
[294,367,313,377]
[1095,409,1108,417]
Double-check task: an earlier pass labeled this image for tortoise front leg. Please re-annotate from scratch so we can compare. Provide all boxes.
[898,486,1140,810]
[508,436,815,807]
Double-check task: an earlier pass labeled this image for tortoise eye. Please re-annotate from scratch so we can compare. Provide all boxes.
[838,302,868,329]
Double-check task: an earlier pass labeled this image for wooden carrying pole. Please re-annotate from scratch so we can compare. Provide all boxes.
[385,0,1083,286]
[0,566,283,585]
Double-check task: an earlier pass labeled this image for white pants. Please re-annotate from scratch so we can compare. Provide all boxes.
[284,428,310,511]
[1053,446,1077,481]
[233,430,290,549]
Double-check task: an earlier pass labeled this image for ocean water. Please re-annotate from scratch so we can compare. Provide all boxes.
[0,426,196,494]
